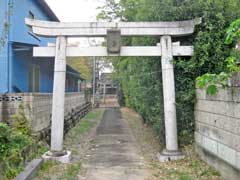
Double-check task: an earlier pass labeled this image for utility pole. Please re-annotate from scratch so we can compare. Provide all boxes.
[92,57,96,106]
[103,83,106,104]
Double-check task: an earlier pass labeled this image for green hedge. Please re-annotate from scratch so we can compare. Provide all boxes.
[99,0,240,145]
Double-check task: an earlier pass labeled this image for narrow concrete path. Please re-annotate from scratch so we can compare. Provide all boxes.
[80,108,148,180]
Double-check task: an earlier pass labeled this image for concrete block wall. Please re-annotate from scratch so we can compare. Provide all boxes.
[0,93,90,139]
[0,93,31,122]
[195,87,240,180]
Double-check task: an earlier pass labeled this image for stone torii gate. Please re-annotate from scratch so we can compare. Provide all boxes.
[26,18,201,163]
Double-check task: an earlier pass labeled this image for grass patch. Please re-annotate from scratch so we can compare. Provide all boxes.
[68,109,104,139]
[149,155,223,180]
[189,158,221,178]
[68,121,94,138]
[35,161,81,180]
[58,163,81,180]
[166,169,191,180]
[36,160,60,176]
[83,110,103,120]
[179,173,191,180]
[34,109,105,179]
[34,160,60,180]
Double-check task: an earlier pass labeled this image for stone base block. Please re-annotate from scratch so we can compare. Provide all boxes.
[42,150,72,163]
[158,149,185,162]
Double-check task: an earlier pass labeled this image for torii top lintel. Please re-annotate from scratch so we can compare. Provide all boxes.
[25,18,201,37]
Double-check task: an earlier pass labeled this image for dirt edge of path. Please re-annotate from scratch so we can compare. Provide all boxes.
[121,107,223,180]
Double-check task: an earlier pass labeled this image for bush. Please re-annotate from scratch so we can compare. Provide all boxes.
[0,122,33,178]
[0,104,47,179]
[99,0,240,145]
[197,18,240,94]
[0,123,11,157]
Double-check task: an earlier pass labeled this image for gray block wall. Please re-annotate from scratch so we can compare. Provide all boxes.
[195,87,240,180]
[0,92,90,138]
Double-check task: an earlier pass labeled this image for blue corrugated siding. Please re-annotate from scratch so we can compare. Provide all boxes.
[9,0,56,93]
[10,0,55,46]
[12,50,54,92]
[11,48,79,93]
[0,0,81,93]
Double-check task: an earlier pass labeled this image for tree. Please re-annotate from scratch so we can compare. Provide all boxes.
[97,0,123,21]
[67,57,93,80]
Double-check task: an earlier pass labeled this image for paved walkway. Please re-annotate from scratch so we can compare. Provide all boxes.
[80,108,148,180]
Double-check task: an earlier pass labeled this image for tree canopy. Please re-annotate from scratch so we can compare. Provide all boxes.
[67,57,93,80]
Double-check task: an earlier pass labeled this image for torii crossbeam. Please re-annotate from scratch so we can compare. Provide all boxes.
[26,18,201,163]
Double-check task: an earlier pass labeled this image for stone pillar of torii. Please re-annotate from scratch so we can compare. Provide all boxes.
[26,18,201,163]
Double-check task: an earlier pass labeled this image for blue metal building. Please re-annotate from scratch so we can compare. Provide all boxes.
[0,0,83,93]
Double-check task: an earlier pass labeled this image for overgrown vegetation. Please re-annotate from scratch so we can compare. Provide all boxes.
[150,154,222,180]
[35,160,81,180]
[0,104,48,179]
[34,109,104,180]
[98,0,240,145]
[197,18,240,95]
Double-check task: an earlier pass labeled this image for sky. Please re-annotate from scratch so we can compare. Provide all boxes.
[45,0,112,72]
[45,0,105,47]
[46,0,104,22]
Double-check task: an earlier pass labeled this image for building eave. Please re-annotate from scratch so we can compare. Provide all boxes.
[35,0,59,22]
[66,65,85,81]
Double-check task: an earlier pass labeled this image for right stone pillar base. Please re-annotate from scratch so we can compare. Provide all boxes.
[158,149,185,162]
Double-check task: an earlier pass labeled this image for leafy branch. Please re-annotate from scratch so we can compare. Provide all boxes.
[97,0,123,21]
[225,19,240,45]
[196,72,229,95]
[197,19,240,95]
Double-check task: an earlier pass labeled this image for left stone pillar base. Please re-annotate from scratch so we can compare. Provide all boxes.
[42,150,72,164]
[158,149,184,162]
